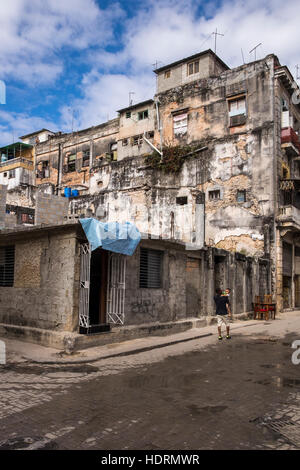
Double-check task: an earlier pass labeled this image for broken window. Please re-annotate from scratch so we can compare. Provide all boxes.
[138,110,148,120]
[126,111,131,119]
[0,246,15,287]
[8,170,15,179]
[176,196,188,205]
[20,213,34,224]
[3,172,7,178]
[187,60,199,76]
[122,139,128,146]
[164,70,171,79]
[82,149,90,167]
[145,131,154,139]
[208,190,220,200]
[67,154,76,172]
[139,248,163,289]
[110,143,118,161]
[237,190,246,203]
[173,113,188,136]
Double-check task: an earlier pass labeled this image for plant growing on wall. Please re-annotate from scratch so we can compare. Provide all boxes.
[145,142,209,174]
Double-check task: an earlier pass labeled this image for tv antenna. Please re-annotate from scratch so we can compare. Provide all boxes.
[212,28,224,54]
[241,48,245,64]
[152,60,162,70]
[129,92,135,106]
[296,65,300,80]
[249,43,262,61]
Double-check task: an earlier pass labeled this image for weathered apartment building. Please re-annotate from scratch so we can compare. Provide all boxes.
[0,48,299,346]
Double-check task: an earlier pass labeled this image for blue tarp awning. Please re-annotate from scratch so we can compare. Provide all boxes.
[79,218,141,256]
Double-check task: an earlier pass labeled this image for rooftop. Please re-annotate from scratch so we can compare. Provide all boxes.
[19,129,54,139]
[117,99,154,114]
[153,49,230,74]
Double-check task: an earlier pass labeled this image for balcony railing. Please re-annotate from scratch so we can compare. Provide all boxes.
[0,157,33,169]
[281,127,300,153]
[278,205,300,227]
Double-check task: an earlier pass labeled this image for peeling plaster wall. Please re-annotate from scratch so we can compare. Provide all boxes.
[0,229,78,331]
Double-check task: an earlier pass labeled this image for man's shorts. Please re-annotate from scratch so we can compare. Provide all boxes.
[217,315,229,327]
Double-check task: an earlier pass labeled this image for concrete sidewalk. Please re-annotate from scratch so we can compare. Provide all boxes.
[3,310,299,365]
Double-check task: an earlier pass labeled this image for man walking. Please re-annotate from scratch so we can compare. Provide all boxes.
[214,288,231,340]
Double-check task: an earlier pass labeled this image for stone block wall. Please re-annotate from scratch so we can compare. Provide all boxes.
[0,227,78,331]
[35,193,68,225]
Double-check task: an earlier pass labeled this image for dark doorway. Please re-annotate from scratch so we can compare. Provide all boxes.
[88,248,109,329]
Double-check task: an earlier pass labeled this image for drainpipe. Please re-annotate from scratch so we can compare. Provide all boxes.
[56,142,62,195]
[143,133,162,156]
[155,99,163,160]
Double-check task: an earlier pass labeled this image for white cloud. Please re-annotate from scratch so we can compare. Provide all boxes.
[0,0,124,85]
[60,72,155,132]
[0,110,57,146]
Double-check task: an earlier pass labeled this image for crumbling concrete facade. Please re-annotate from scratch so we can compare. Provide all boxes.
[3,48,300,315]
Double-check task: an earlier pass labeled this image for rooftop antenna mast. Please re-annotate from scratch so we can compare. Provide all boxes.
[296,65,300,80]
[212,28,224,54]
[129,92,135,106]
[241,48,245,64]
[249,43,262,61]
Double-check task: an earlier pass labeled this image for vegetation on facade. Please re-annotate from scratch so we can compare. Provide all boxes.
[145,143,209,174]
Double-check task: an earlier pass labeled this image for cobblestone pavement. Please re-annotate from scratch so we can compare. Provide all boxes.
[0,322,300,450]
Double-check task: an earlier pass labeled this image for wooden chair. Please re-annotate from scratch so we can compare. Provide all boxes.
[253,296,263,320]
[263,294,276,319]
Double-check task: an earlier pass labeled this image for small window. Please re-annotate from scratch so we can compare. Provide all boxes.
[176,196,188,205]
[173,113,187,136]
[139,248,163,289]
[138,110,148,120]
[8,170,15,179]
[126,111,131,119]
[228,97,246,117]
[132,135,143,146]
[209,190,220,200]
[237,190,246,203]
[122,139,128,146]
[3,172,7,178]
[42,160,50,178]
[146,131,154,139]
[187,60,199,76]
[0,246,15,287]
[82,149,90,167]
[164,70,171,79]
[67,154,76,172]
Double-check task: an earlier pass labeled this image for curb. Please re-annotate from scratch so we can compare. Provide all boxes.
[24,332,214,365]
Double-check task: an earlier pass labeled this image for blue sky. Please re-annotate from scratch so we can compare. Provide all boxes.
[0,0,299,145]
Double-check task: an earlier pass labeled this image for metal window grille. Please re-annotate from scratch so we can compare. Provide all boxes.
[106,253,126,325]
[0,246,15,287]
[139,248,163,289]
[79,243,91,328]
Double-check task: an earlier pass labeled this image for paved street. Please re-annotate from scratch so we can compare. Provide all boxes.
[0,313,300,450]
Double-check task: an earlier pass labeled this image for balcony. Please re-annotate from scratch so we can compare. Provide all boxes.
[278,179,300,228]
[0,157,33,171]
[281,127,300,156]
[277,205,300,228]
